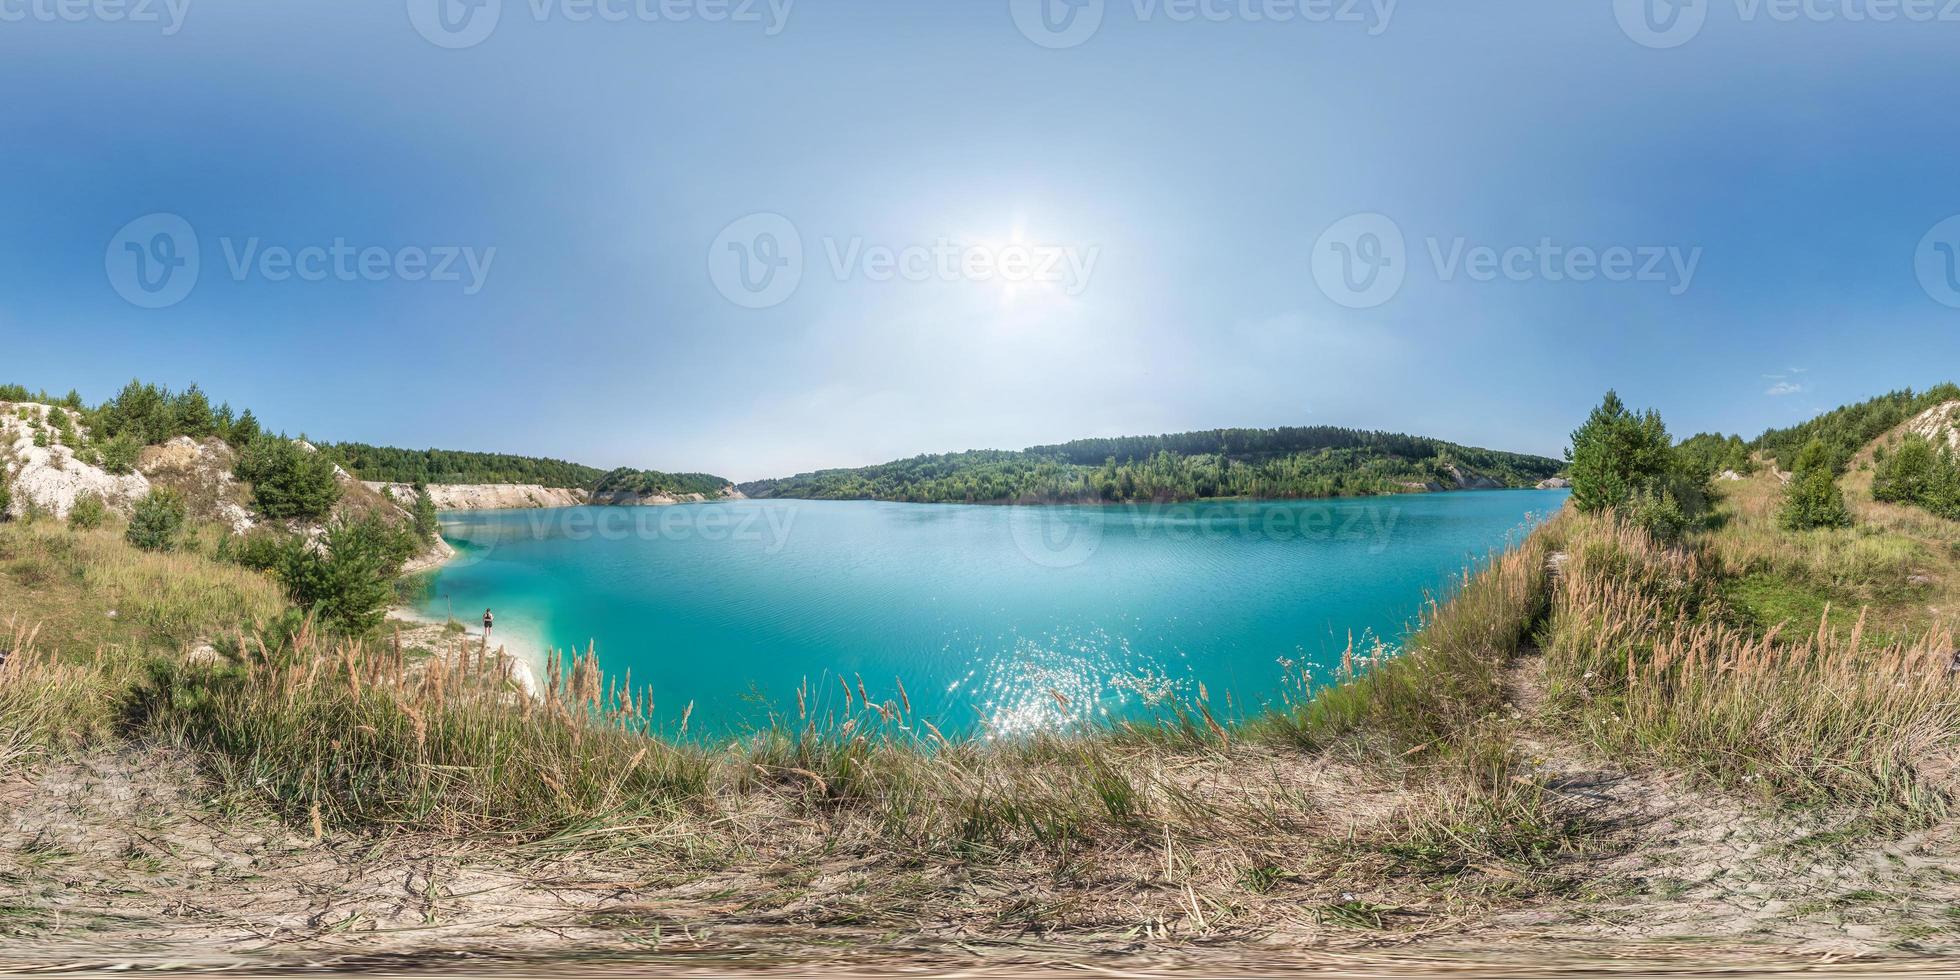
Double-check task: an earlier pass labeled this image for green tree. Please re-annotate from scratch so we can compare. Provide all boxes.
[171,383,216,438]
[234,436,343,521]
[99,433,142,475]
[125,490,187,552]
[226,408,261,448]
[1872,434,1937,503]
[1565,391,1677,514]
[97,379,172,444]
[411,482,440,545]
[1779,439,1853,531]
[276,515,411,635]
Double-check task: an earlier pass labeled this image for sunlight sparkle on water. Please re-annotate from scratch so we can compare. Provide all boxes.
[973,628,1190,739]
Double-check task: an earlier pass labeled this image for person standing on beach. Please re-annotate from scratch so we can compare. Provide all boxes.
[482,608,494,643]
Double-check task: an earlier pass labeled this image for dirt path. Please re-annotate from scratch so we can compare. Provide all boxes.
[1496,649,1960,957]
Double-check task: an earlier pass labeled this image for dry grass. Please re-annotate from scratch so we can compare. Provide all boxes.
[1249,527,1557,755]
[0,520,287,659]
[1544,510,1960,817]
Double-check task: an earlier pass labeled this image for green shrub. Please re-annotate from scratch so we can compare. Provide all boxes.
[1871,433,1960,520]
[1872,434,1936,503]
[126,490,187,552]
[1627,487,1690,542]
[274,515,412,635]
[0,466,12,521]
[234,436,342,522]
[99,433,142,475]
[1779,440,1853,531]
[218,530,298,573]
[68,492,107,530]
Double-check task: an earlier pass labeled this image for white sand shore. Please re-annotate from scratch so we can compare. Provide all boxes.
[387,605,546,699]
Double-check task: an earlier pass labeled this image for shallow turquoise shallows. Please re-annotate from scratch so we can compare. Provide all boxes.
[421,491,1567,739]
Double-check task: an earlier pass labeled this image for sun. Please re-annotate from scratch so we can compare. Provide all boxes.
[962,218,1081,312]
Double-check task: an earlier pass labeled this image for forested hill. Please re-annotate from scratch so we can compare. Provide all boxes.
[1752,383,1960,472]
[590,467,736,498]
[327,443,608,489]
[332,446,735,497]
[737,426,1565,504]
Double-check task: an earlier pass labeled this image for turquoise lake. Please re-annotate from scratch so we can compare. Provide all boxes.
[421,491,1567,739]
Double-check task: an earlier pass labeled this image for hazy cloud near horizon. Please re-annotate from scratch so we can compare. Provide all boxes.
[4,2,1958,480]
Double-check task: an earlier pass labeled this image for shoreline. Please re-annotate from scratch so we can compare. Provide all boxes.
[386,603,546,700]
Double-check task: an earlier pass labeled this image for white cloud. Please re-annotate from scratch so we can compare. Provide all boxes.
[1765,380,1804,397]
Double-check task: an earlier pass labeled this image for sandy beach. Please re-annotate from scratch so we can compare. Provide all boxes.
[386,604,546,699]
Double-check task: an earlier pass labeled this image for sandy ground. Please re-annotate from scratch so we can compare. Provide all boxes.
[5,727,1959,978]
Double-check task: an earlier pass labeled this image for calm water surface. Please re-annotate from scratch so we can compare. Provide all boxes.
[421,492,1566,738]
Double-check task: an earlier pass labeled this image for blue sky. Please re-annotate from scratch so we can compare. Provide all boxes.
[3,0,1958,481]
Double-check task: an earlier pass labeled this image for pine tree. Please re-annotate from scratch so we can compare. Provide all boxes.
[1872,434,1936,503]
[126,490,187,552]
[1779,439,1853,530]
[1566,390,1676,514]
[228,409,262,448]
[411,482,440,545]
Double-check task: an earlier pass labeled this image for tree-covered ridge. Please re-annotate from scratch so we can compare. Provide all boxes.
[4,379,736,496]
[1675,432,1756,479]
[323,443,607,489]
[738,427,1565,504]
[1,380,264,475]
[1752,383,1960,473]
[590,467,734,498]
